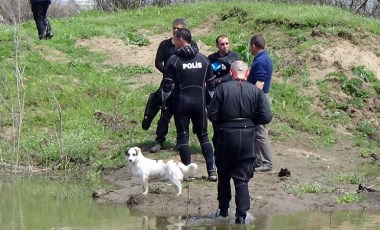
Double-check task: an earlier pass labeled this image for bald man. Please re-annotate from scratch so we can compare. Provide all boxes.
[207,60,272,224]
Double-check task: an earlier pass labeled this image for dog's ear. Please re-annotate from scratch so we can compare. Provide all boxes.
[135,146,142,155]
[125,147,130,156]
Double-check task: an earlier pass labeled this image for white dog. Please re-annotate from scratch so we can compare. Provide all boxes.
[126,146,198,196]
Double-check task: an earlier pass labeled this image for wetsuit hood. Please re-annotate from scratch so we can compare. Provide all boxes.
[176,45,198,60]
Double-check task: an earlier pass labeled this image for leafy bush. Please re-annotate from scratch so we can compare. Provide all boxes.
[125,33,150,46]
[351,65,377,83]
[356,120,375,136]
[342,78,370,98]
[233,42,253,64]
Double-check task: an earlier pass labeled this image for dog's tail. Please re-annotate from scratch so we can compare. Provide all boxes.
[178,162,198,179]
[166,160,184,181]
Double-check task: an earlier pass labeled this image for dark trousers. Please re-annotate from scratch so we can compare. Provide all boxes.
[215,127,256,219]
[142,88,173,144]
[174,107,215,172]
[156,103,173,144]
[31,1,51,39]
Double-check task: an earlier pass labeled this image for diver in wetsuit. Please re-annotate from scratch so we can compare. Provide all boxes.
[162,28,217,181]
[142,18,198,153]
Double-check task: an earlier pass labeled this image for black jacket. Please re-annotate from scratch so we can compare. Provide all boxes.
[207,51,241,85]
[208,79,272,128]
[163,45,214,111]
[30,0,51,3]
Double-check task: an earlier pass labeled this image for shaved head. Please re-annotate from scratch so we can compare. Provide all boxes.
[230,60,249,80]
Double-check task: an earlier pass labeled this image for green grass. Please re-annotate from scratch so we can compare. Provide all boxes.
[334,194,365,204]
[329,172,362,184]
[1,1,380,179]
[283,182,335,194]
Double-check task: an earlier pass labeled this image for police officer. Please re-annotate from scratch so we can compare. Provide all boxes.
[142,18,198,153]
[162,28,217,181]
[207,35,241,147]
[208,35,241,86]
[208,60,272,224]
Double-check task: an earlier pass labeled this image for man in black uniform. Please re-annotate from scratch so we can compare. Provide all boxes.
[207,35,241,86]
[142,18,198,153]
[208,60,272,224]
[162,28,217,181]
[207,35,241,147]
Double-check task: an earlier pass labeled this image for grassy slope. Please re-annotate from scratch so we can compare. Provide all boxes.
[0,2,379,178]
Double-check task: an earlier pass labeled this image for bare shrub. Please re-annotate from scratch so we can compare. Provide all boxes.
[0,0,30,23]
[93,0,380,18]
[49,0,82,18]
[94,0,174,11]
[281,0,380,18]
[0,0,81,24]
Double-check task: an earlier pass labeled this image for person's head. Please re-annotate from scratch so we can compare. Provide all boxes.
[230,60,249,80]
[250,34,266,56]
[172,18,187,37]
[173,28,192,49]
[215,35,230,57]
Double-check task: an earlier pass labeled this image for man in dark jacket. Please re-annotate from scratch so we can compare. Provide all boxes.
[30,0,53,40]
[207,35,241,146]
[142,18,198,153]
[208,60,272,224]
[162,28,217,181]
[207,35,241,86]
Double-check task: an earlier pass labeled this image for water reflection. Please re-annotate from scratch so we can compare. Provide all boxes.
[0,175,140,230]
[135,211,380,230]
[1,175,379,229]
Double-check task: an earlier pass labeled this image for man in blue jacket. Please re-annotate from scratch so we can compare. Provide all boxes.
[30,0,53,40]
[247,34,273,172]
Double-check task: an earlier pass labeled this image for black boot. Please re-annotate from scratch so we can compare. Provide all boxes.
[149,142,162,153]
[218,208,228,217]
[235,216,245,224]
[38,34,46,40]
[208,170,218,182]
[45,20,53,39]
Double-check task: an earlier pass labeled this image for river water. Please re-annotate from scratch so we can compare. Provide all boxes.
[1,174,379,229]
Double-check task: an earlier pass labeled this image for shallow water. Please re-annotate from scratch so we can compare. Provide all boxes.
[1,174,379,230]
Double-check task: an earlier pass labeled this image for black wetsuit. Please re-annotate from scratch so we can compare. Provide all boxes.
[142,38,198,145]
[163,45,215,173]
[207,79,272,221]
